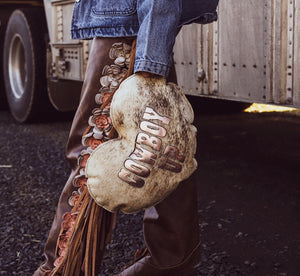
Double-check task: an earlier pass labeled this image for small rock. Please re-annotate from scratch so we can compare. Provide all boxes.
[235,232,243,238]
[250,262,257,268]
[244,260,250,265]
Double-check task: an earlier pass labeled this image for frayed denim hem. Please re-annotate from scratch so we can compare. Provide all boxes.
[134,59,170,77]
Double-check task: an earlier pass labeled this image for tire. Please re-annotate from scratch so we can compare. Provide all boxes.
[3,8,49,123]
[0,8,14,110]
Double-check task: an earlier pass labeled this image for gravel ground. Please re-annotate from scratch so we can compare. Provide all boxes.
[0,106,300,276]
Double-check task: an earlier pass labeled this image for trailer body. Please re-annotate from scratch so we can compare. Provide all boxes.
[174,0,300,108]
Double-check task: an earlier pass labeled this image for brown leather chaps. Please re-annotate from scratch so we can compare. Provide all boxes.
[33,37,200,276]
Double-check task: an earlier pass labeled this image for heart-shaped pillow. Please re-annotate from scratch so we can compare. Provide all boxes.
[86,74,197,213]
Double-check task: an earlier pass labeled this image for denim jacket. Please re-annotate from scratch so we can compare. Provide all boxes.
[71,0,219,77]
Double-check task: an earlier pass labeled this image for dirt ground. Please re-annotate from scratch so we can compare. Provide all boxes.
[0,102,299,275]
[192,107,300,276]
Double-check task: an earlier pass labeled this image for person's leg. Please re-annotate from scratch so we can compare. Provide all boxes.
[118,68,200,276]
[33,37,134,275]
[118,177,200,276]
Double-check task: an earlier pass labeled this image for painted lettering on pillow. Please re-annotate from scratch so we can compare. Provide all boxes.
[118,107,185,187]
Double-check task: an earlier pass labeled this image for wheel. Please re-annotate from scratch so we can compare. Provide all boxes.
[0,8,14,110]
[3,8,49,122]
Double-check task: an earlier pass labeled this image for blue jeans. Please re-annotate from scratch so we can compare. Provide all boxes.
[71,0,218,77]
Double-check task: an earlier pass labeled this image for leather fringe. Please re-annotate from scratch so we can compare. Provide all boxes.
[49,39,136,276]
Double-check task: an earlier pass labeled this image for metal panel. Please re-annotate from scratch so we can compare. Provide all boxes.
[52,0,74,44]
[271,0,282,105]
[173,25,201,95]
[174,23,217,97]
[285,0,294,104]
[174,0,300,108]
[294,0,300,106]
[174,0,272,102]
[213,0,270,102]
[276,0,293,105]
[43,0,90,81]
